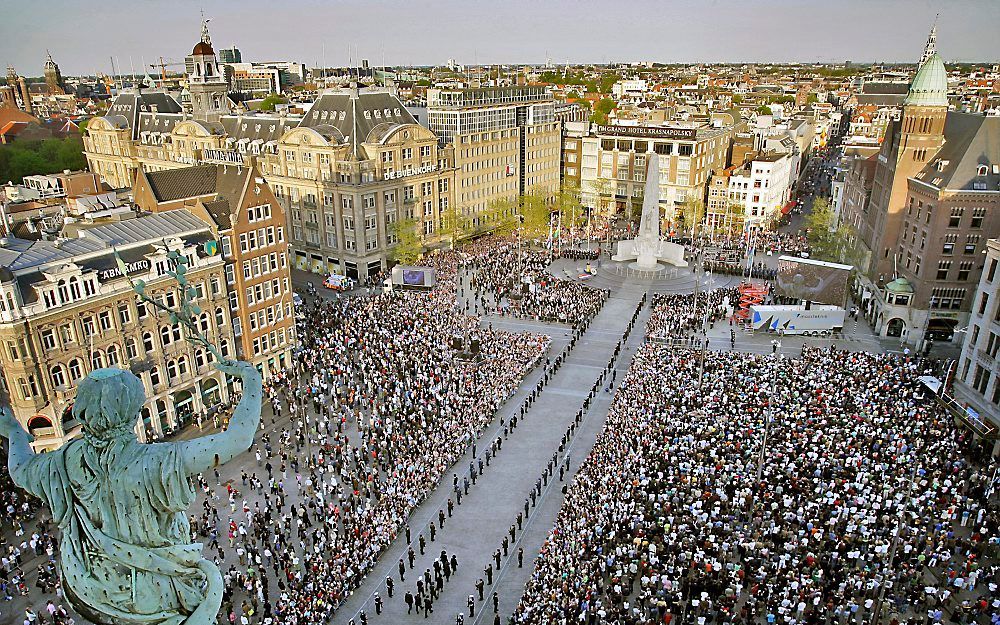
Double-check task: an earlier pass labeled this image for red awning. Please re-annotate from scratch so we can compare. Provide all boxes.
[781,201,796,215]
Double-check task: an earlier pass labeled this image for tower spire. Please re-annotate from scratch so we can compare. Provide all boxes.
[200,10,212,46]
[919,15,938,67]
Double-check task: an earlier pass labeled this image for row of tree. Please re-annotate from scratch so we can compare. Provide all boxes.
[0,136,88,185]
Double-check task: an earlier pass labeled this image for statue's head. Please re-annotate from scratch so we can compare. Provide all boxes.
[73,368,146,442]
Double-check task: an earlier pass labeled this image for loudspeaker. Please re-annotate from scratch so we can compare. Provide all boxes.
[451,335,464,351]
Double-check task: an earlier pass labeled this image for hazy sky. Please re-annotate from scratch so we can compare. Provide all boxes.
[3,0,998,76]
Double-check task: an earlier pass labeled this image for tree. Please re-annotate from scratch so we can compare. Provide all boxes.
[565,90,581,100]
[257,93,287,112]
[0,136,87,185]
[804,197,853,263]
[390,217,423,265]
[680,196,706,238]
[555,181,583,229]
[519,192,551,239]
[438,204,468,249]
[589,177,615,218]
[590,98,616,125]
[724,201,747,238]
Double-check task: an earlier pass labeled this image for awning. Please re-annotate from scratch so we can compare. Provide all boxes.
[780,201,796,215]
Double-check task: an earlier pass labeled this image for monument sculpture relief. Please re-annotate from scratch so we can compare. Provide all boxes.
[0,250,262,625]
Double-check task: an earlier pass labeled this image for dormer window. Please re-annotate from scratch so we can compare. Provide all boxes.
[977,164,989,177]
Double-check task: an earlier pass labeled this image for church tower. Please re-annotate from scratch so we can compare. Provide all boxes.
[187,18,230,122]
[919,19,938,67]
[43,51,65,95]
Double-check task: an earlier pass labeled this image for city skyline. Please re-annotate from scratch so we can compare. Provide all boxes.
[3,0,999,76]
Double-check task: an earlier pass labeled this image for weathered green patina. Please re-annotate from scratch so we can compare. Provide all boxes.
[0,249,263,625]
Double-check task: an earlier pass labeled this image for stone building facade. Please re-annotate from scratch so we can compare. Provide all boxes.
[0,211,237,449]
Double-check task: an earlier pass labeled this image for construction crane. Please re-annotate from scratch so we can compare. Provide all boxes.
[149,57,185,83]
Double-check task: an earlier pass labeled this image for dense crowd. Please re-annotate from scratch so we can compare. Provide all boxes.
[516,335,999,625]
[454,236,609,326]
[645,289,738,342]
[0,233,615,625]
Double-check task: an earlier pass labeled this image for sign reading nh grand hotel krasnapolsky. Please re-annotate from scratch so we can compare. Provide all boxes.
[594,125,697,140]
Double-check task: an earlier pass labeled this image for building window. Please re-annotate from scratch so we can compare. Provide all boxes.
[68,359,83,383]
[958,261,974,282]
[125,338,138,361]
[936,261,951,280]
[50,365,66,389]
[988,259,998,282]
[942,243,954,255]
[949,208,963,228]
[150,367,160,387]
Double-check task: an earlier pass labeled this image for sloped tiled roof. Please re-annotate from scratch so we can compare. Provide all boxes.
[299,89,416,158]
[915,113,1000,191]
[144,165,220,202]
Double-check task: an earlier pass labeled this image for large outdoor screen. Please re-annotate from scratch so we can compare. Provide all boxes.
[775,256,852,307]
[402,269,426,286]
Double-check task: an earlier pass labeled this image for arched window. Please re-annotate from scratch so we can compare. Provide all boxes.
[199,313,210,333]
[215,307,225,327]
[195,349,206,369]
[177,356,188,377]
[220,339,230,358]
[143,332,154,353]
[68,359,83,383]
[167,360,178,381]
[50,365,66,388]
[149,367,161,387]
[91,350,104,370]
[106,344,119,367]
[978,164,989,176]
[160,325,172,346]
[69,277,81,300]
[172,324,182,343]
[57,280,69,303]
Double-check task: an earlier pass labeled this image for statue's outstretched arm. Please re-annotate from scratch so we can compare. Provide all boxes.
[0,405,36,486]
[179,360,263,475]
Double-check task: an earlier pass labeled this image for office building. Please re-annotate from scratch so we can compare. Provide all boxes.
[427,86,560,228]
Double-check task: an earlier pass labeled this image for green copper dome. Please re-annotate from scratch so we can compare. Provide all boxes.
[903,53,948,107]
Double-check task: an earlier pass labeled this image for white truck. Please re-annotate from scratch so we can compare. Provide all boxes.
[750,304,846,336]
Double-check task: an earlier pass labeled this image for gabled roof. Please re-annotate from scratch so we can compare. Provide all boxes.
[299,88,417,158]
[140,163,253,230]
[104,90,183,139]
[914,113,1000,191]
[0,107,40,127]
[144,165,220,202]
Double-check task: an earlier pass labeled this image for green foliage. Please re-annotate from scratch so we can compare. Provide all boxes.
[565,90,581,100]
[756,105,772,115]
[390,217,423,265]
[590,98,616,125]
[438,204,470,248]
[519,192,552,239]
[680,197,706,237]
[257,93,287,112]
[77,119,90,136]
[0,136,87,184]
[804,198,854,264]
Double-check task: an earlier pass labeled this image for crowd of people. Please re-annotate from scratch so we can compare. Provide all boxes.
[645,289,738,343]
[453,236,609,326]
[1,232,614,625]
[515,296,999,625]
